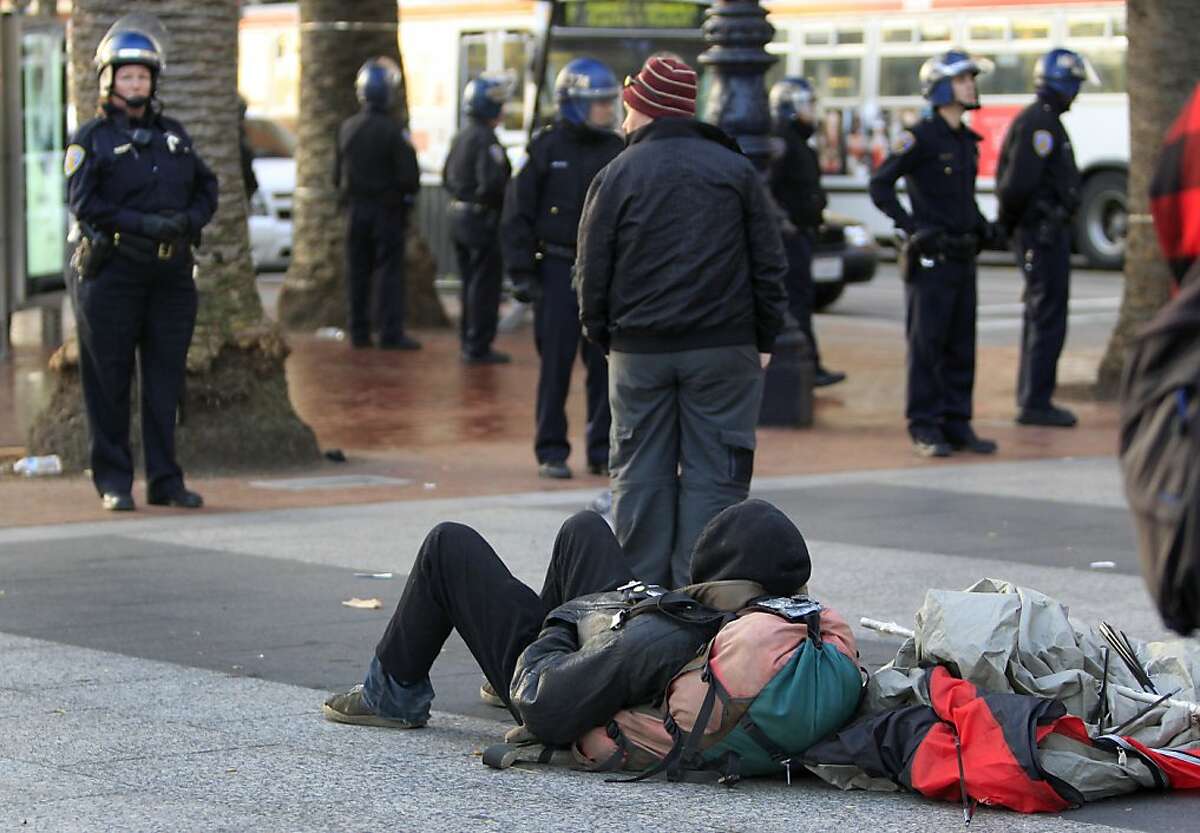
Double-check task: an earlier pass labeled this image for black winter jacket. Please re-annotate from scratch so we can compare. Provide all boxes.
[575,118,788,354]
[768,119,827,231]
[334,106,420,207]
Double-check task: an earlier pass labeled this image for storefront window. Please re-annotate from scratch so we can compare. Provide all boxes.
[21,28,65,282]
[802,57,862,99]
[878,55,925,97]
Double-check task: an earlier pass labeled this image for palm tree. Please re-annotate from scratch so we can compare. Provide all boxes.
[277,0,445,330]
[1096,0,1200,395]
[31,0,318,469]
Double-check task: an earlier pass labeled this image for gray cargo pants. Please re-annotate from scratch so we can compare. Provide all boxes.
[608,344,764,588]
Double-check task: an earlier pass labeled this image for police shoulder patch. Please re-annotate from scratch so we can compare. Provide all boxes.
[892,130,916,155]
[1032,129,1054,158]
[489,144,506,164]
[63,144,86,177]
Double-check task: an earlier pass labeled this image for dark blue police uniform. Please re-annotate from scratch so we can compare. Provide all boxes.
[869,114,989,440]
[66,105,218,501]
[996,94,1080,415]
[501,121,623,472]
[443,117,511,360]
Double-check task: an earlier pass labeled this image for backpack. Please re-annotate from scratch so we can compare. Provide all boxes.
[1120,267,1200,635]
[615,596,864,783]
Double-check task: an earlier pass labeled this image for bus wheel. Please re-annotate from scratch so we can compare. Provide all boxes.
[813,283,844,312]
[1074,170,1128,270]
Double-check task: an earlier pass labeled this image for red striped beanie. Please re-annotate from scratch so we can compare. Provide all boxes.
[622,55,697,119]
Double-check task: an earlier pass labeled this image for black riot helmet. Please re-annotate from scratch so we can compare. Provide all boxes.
[94,14,169,108]
[356,57,402,110]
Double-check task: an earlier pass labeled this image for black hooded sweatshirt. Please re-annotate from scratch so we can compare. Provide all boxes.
[510,500,811,746]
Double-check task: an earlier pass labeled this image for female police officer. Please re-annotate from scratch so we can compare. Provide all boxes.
[65,16,218,511]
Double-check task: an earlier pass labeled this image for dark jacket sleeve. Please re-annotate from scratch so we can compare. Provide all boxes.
[475,138,510,207]
[67,125,144,232]
[995,114,1049,230]
[742,169,789,353]
[395,127,421,196]
[510,603,710,746]
[500,139,545,276]
[575,164,619,350]
[869,135,919,234]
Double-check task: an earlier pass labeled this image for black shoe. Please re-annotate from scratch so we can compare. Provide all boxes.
[462,350,511,365]
[587,461,609,476]
[380,336,422,351]
[147,488,204,509]
[101,492,135,511]
[814,368,847,388]
[538,461,572,479]
[1016,405,1077,428]
[943,423,998,454]
[911,428,952,458]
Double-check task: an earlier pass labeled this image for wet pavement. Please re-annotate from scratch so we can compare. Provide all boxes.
[1,262,1123,526]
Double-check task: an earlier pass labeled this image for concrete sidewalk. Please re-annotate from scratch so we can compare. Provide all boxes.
[2,458,1197,832]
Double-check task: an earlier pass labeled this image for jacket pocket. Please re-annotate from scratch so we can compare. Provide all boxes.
[720,429,756,485]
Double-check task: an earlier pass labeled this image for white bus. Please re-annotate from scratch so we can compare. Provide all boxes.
[239,0,1129,268]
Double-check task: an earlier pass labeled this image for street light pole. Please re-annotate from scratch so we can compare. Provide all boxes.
[699,0,814,427]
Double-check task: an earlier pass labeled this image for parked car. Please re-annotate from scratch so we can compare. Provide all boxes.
[812,213,878,311]
[243,115,295,272]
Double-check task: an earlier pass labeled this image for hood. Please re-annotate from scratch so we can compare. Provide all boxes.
[688,499,811,596]
[1150,81,1200,286]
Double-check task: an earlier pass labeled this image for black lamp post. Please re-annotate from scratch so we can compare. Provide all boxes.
[700,0,814,427]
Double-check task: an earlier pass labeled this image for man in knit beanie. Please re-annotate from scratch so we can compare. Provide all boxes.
[576,55,789,589]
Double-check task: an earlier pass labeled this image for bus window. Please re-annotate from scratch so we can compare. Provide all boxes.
[461,35,487,86]
[1112,16,1126,38]
[967,20,1006,41]
[878,55,924,97]
[919,21,952,43]
[882,25,914,44]
[976,52,1039,95]
[803,57,862,99]
[1087,49,1127,93]
[804,30,832,46]
[1011,18,1051,40]
[1067,17,1108,39]
[837,27,864,46]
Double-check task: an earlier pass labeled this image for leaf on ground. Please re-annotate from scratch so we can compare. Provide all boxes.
[342,597,383,610]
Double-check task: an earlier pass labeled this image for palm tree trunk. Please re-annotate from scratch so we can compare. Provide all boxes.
[31,0,319,470]
[1096,0,1200,396]
[277,0,446,331]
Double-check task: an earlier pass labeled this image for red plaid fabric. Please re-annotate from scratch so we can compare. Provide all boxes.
[1150,82,1200,284]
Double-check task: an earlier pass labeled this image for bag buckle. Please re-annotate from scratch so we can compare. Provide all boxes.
[157,242,174,260]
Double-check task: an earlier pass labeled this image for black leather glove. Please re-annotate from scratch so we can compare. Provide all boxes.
[910,228,945,257]
[509,272,541,304]
[982,220,1007,251]
[164,211,191,238]
[140,212,187,241]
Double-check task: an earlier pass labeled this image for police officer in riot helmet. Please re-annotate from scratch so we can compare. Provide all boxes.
[997,49,1098,429]
[444,75,513,363]
[65,14,218,511]
[869,50,1003,457]
[767,77,846,388]
[500,58,623,479]
[335,57,421,350]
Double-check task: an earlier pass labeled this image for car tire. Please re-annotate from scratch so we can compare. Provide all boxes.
[1074,169,1127,270]
[813,283,844,312]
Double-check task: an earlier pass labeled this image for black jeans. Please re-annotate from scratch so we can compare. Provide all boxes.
[903,255,977,434]
[374,511,633,706]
